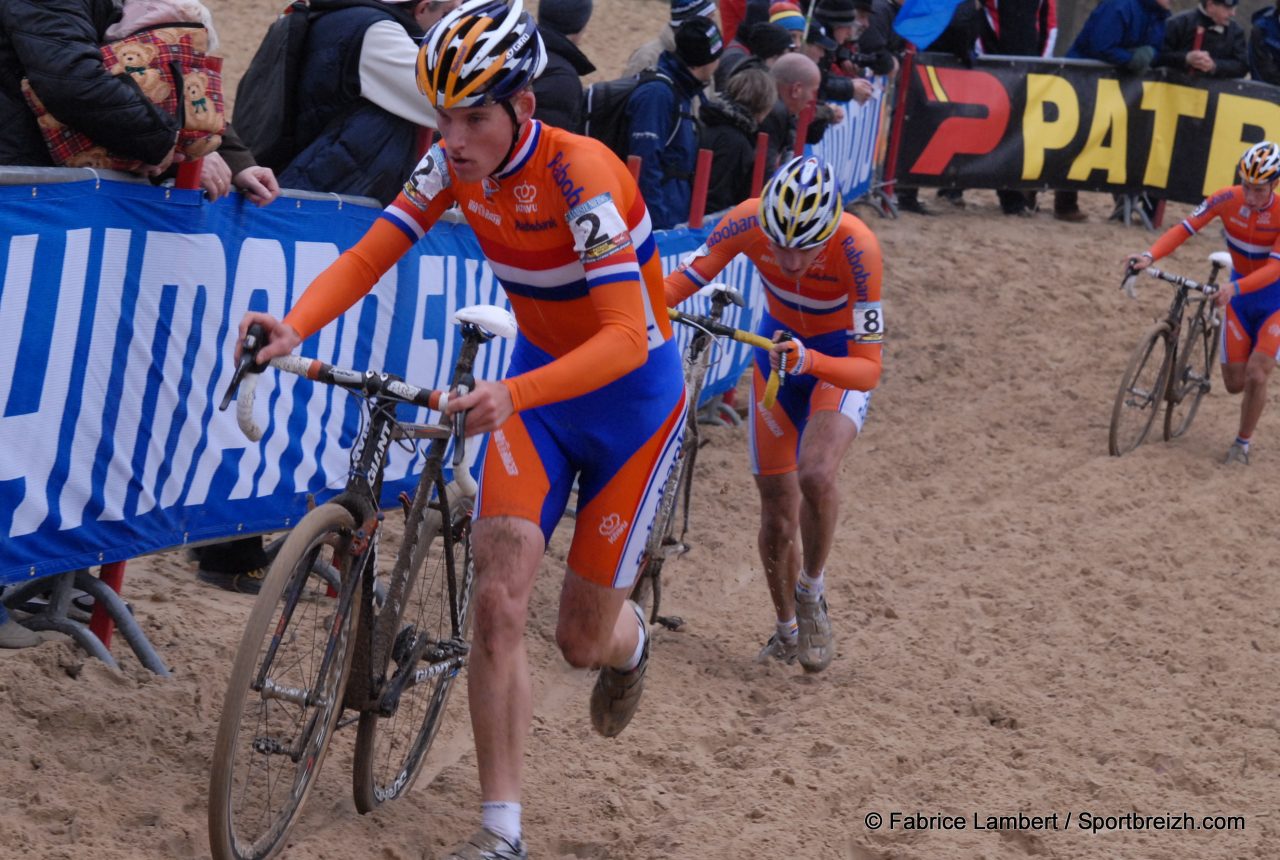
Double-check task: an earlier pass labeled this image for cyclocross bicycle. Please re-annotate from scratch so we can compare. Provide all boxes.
[208,304,516,860]
[629,285,778,629]
[1109,251,1230,456]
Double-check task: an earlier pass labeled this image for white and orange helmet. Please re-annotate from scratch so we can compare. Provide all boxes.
[417,0,547,109]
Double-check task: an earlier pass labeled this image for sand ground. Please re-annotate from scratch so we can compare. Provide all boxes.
[1,2,1276,859]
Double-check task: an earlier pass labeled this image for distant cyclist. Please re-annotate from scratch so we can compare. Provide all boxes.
[1126,141,1280,465]
[666,156,884,672]
[236,2,685,857]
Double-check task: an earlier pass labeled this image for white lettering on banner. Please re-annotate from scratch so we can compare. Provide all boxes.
[0,234,37,411]
[58,229,132,529]
[285,242,343,496]
[7,230,93,535]
[186,237,288,506]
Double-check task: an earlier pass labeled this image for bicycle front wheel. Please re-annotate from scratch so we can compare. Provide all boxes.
[1109,322,1173,456]
[209,503,361,860]
[1164,311,1219,441]
[351,489,475,812]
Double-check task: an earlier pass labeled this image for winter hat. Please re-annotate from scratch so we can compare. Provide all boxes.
[675,15,725,66]
[747,22,794,59]
[671,0,718,24]
[538,0,593,34]
[814,0,859,26]
[769,2,806,32]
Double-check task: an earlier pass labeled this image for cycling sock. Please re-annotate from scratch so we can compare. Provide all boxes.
[620,612,647,672]
[1236,434,1251,448]
[481,801,522,846]
[797,569,825,600]
[777,617,798,642]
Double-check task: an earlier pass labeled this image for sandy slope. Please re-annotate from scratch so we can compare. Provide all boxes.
[2,2,1277,859]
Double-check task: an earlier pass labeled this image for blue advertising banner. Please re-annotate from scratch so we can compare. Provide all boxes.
[0,179,761,585]
[811,77,890,203]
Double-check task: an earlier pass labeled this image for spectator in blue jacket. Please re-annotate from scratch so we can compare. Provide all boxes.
[278,0,457,205]
[627,15,723,229]
[1249,1,1280,84]
[1067,0,1171,72]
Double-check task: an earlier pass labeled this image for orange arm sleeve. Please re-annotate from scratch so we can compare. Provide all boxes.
[283,219,414,339]
[807,342,882,391]
[1233,256,1280,295]
[503,278,651,412]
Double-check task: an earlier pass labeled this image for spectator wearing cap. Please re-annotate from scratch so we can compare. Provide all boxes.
[533,0,596,132]
[624,0,719,77]
[715,21,793,88]
[1156,0,1246,78]
[627,15,723,228]
[277,0,457,206]
[1250,0,1280,84]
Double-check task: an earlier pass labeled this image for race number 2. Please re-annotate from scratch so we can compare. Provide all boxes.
[568,194,633,263]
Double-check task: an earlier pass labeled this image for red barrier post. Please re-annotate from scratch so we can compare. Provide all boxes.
[751,131,769,197]
[881,44,916,200]
[792,103,815,157]
[627,154,642,183]
[88,561,127,650]
[688,148,714,228]
[175,157,203,190]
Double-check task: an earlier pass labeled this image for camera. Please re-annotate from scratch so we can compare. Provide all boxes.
[819,72,855,102]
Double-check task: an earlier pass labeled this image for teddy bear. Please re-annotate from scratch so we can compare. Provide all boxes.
[110,42,170,103]
[183,72,222,134]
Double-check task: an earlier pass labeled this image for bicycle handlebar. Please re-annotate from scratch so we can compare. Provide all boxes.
[667,307,780,409]
[1121,264,1219,300]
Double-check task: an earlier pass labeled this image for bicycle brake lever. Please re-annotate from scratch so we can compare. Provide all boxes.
[218,323,269,411]
[451,372,476,468]
[775,331,794,383]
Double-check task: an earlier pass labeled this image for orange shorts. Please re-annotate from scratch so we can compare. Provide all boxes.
[748,363,869,476]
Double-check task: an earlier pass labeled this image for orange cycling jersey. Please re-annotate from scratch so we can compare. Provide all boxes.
[665,200,884,392]
[1148,186,1280,294]
[284,120,674,412]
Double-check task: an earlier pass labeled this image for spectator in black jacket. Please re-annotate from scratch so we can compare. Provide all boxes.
[0,0,178,173]
[1156,0,1247,79]
[1250,1,1280,84]
[533,0,596,132]
[702,66,777,212]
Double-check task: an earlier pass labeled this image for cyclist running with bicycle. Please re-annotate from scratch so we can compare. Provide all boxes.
[1126,141,1280,465]
[665,156,884,672]
[236,2,685,857]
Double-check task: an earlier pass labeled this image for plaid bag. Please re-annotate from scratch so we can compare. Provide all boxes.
[20,23,224,171]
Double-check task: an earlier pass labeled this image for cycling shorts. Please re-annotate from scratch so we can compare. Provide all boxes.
[1223,277,1280,363]
[475,336,686,589]
[747,322,869,476]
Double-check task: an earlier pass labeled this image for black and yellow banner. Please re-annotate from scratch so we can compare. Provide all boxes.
[898,53,1280,204]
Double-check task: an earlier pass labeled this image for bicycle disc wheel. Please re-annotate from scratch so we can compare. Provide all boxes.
[209,503,361,860]
[351,492,475,812]
[1109,322,1173,456]
[1164,312,1219,441]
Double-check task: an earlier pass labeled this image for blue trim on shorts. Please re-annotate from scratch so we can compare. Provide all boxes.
[1229,272,1280,345]
[753,311,851,435]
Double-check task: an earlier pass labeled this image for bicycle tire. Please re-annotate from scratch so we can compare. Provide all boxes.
[1163,311,1219,441]
[209,503,361,860]
[351,489,475,812]
[1109,322,1173,457]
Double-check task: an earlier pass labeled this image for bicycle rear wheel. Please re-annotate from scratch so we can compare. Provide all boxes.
[351,489,475,812]
[1109,322,1173,456]
[1164,311,1219,441]
[209,503,361,860]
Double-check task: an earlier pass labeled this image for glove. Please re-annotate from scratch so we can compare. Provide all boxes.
[1125,45,1155,74]
[776,338,813,378]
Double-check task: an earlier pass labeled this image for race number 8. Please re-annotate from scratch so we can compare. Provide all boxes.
[853,301,884,342]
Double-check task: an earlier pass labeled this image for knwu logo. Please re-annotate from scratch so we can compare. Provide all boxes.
[598,512,628,544]
[513,182,538,213]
